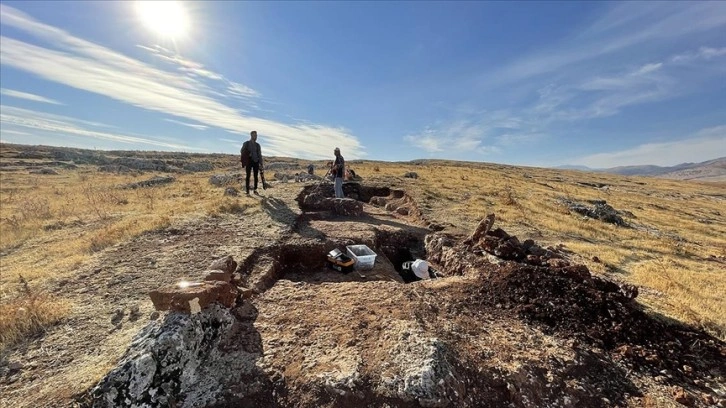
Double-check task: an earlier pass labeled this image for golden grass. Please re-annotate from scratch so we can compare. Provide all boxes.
[0,163,263,349]
[0,276,71,350]
[352,160,726,338]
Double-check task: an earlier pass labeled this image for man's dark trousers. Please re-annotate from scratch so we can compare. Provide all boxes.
[245,161,259,193]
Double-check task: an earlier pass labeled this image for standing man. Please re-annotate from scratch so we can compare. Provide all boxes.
[333,147,345,198]
[240,130,263,195]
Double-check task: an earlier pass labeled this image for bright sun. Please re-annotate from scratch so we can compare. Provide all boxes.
[136,1,189,39]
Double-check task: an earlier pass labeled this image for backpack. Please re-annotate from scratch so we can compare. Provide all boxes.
[240,142,250,167]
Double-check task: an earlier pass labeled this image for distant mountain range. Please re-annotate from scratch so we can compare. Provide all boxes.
[556,157,726,182]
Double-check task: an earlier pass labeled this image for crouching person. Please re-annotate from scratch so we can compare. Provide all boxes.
[399,259,441,283]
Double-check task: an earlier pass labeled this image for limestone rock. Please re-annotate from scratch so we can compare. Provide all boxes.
[203,270,232,283]
[91,304,239,408]
[149,281,237,313]
[208,255,237,274]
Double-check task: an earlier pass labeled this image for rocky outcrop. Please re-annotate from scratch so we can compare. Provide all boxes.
[559,198,627,226]
[112,158,172,172]
[121,176,175,189]
[182,162,213,172]
[209,173,241,187]
[98,164,136,174]
[91,304,246,408]
[376,322,463,407]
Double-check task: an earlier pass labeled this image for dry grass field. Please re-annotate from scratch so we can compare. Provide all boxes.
[1,148,725,354]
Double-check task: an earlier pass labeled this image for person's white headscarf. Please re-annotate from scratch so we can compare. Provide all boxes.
[412,259,430,279]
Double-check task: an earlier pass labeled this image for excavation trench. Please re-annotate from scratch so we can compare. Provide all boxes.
[89,184,463,408]
[236,183,437,293]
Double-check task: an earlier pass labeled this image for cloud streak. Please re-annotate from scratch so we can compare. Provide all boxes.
[571,125,726,168]
[404,119,503,156]
[164,118,208,130]
[1,105,201,150]
[484,2,726,87]
[1,88,62,105]
[0,5,362,160]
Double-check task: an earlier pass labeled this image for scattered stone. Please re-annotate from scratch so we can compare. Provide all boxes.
[223,187,239,196]
[121,176,175,189]
[110,309,124,325]
[149,311,160,321]
[183,162,213,172]
[204,270,232,283]
[238,286,255,299]
[209,173,241,186]
[464,213,496,245]
[672,387,694,406]
[403,172,418,179]
[8,361,23,371]
[98,164,135,174]
[620,284,639,300]
[208,255,237,274]
[149,281,238,313]
[112,158,171,172]
[129,305,141,322]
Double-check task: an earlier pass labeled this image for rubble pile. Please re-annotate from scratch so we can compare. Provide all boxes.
[431,214,724,394]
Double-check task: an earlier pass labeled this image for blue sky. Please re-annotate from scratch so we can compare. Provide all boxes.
[1,1,724,168]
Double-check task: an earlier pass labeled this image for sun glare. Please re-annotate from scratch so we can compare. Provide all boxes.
[136,1,189,39]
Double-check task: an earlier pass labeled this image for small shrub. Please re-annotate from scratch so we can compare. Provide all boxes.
[218,201,247,214]
[500,186,519,206]
[19,196,53,220]
[0,275,70,351]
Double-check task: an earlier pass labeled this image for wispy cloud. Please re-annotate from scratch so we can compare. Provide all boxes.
[1,105,201,150]
[164,118,208,130]
[671,46,726,64]
[0,5,361,160]
[404,119,502,156]
[136,44,261,100]
[0,88,62,105]
[227,82,260,99]
[0,129,31,137]
[571,125,726,168]
[404,131,442,153]
[483,2,726,88]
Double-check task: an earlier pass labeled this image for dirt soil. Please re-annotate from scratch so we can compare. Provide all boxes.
[1,180,724,408]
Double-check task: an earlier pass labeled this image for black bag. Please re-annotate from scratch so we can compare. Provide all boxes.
[240,142,250,167]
